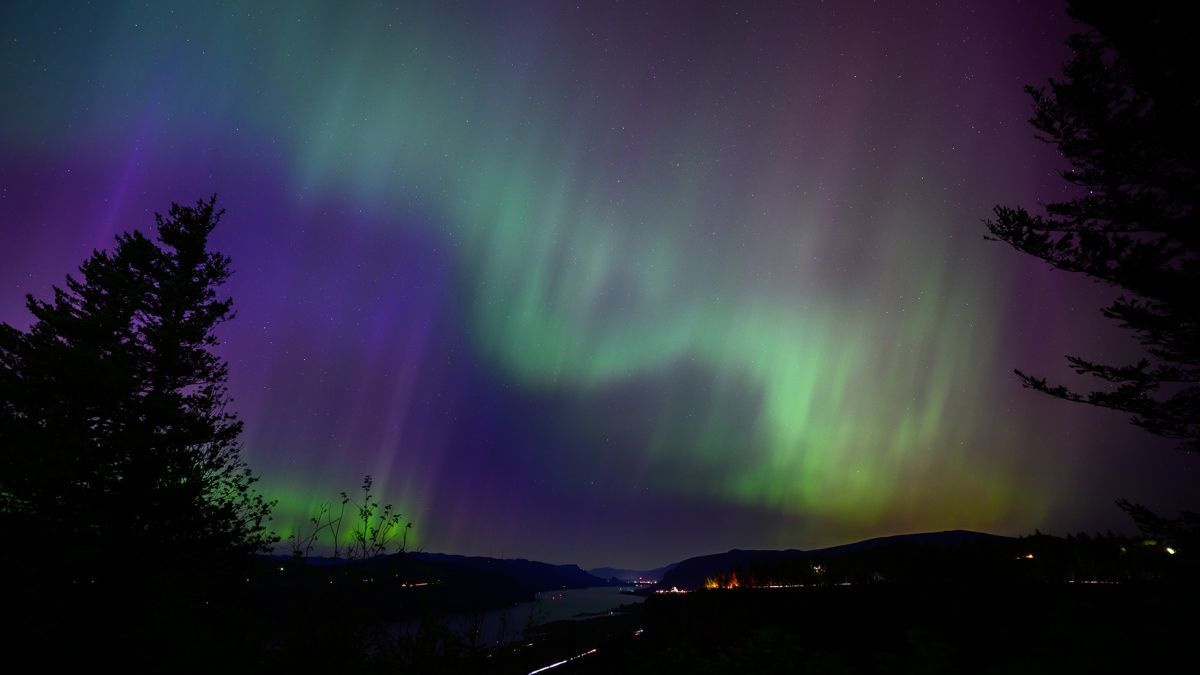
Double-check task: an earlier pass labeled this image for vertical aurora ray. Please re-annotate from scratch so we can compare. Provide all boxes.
[2,1,1193,567]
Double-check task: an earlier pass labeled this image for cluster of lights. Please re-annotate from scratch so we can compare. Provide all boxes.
[696,580,859,591]
[659,545,1190,595]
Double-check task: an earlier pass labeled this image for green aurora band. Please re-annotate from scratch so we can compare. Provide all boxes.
[251,5,1037,526]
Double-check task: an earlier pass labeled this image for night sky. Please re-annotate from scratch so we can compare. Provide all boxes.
[1,1,1194,569]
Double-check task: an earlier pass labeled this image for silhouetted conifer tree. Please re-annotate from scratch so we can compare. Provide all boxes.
[985,1,1198,451]
[0,197,275,587]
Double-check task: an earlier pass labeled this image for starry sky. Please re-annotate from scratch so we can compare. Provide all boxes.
[1,1,1194,568]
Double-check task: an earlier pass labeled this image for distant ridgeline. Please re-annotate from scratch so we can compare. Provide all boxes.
[588,563,678,583]
[656,530,1190,591]
[256,550,609,617]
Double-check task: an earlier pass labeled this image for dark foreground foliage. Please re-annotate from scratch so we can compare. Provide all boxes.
[0,198,275,673]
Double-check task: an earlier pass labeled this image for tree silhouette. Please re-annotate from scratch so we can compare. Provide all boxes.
[0,197,275,586]
[985,1,1199,452]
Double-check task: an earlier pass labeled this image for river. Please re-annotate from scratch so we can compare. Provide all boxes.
[398,585,645,648]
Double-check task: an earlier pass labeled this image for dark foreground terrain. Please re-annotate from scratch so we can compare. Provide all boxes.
[509,582,1196,674]
[15,579,1193,673]
[10,530,1196,673]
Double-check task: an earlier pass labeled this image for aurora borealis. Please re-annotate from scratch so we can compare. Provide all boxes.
[1,0,1194,568]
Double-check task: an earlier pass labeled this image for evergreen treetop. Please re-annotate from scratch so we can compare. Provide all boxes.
[985,1,1199,452]
[0,197,274,580]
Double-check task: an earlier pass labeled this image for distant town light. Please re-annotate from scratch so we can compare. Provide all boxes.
[1166,547,1177,555]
